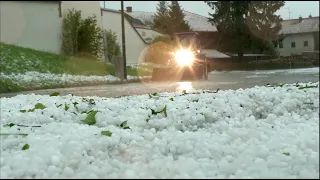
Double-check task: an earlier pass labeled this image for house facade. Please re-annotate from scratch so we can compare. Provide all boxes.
[0,1,103,54]
[0,1,62,53]
[133,24,164,43]
[278,16,319,57]
[101,8,151,65]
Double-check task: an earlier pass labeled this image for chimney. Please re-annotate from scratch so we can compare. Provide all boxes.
[299,16,302,23]
[126,6,132,12]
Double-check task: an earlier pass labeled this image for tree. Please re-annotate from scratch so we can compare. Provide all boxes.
[246,1,284,48]
[206,1,251,62]
[153,1,191,38]
[61,9,103,58]
[104,30,121,63]
[61,9,82,56]
[168,1,192,36]
[152,1,171,35]
[205,1,284,62]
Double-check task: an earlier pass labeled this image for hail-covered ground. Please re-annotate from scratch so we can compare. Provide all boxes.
[0,82,319,179]
[0,71,151,89]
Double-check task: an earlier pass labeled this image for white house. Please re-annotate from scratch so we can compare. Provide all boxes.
[101,8,153,65]
[0,1,103,54]
[278,16,319,57]
[0,1,62,54]
[132,24,164,43]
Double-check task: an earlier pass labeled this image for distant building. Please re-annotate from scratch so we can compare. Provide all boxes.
[278,16,319,57]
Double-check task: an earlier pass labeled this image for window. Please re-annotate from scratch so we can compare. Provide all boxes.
[279,42,283,48]
[291,42,296,48]
[142,31,146,36]
[304,41,308,47]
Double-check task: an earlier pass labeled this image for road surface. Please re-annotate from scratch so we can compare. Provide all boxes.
[1,68,319,98]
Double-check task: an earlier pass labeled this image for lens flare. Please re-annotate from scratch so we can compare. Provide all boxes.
[175,50,194,66]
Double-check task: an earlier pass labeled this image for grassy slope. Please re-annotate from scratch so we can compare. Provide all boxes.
[0,43,152,93]
[0,43,153,76]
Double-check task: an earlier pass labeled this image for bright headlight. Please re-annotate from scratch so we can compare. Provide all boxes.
[175,50,194,66]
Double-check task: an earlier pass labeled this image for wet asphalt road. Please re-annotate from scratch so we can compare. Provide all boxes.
[1,68,319,98]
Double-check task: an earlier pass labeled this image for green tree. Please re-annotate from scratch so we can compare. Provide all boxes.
[61,9,82,56]
[104,30,121,63]
[168,1,192,36]
[246,1,284,56]
[61,9,103,58]
[78,14,103,57]
[152,1,171,35]
[206,1,251,62]
[205,1,284,62]
[153,1,191,38]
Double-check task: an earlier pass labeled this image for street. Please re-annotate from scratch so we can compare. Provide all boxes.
[1,68,319,98]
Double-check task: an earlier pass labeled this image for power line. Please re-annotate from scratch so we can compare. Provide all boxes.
[286,7,291,19]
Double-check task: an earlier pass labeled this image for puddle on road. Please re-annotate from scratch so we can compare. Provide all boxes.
[176,82,194,92]
[246,75,269,78]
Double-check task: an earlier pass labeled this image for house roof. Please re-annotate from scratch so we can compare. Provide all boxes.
[100,8,149,44]
[280,16,319,35]
[126,10,217,32]
[202,49,230,58]
[132,24,164,34]
[132,24,165,43]
[132,24,153,30]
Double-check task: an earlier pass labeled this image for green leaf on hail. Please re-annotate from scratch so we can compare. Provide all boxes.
[22,144,30,150]
[283,152,290,156]
[120,121,130,129]
[82,111,98,125]
[34,103,46,110]
[101,130,112,137]
[3,123,15,127]
[50,92,60,96]
[65,104,69,111]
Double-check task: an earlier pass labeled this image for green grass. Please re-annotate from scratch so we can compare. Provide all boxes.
[0,43,153,93]
[0,43,152,76]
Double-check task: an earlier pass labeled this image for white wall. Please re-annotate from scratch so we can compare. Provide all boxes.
[0,1,62,54]
[135,28,164,42]
[279,33,315,57]
[102,10,148,65]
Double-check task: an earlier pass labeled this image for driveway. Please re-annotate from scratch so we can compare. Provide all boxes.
[1,68,319,98]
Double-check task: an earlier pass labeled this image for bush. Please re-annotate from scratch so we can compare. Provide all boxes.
[264,41,280,58]
[61,9,81,56]
[104,30,121,63]
[61,9,103,58]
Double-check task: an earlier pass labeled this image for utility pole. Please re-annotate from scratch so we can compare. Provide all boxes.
[120,1,127,80]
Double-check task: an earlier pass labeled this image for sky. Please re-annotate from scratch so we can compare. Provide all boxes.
[100,1,319,20]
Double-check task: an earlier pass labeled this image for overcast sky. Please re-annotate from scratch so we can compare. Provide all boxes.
[100,1,319,20]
